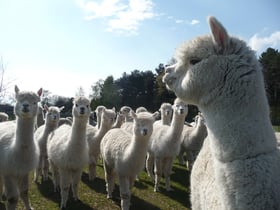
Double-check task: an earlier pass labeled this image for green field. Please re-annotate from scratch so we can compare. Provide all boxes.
[5,160,190,210]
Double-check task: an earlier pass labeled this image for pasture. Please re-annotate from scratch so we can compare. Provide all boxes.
[3,160,190,210]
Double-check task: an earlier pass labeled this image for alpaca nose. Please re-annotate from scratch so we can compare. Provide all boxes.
[142,128,148,136]
[80,107,85,114]
[22,104,29,113]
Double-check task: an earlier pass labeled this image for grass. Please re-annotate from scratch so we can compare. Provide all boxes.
[273,125,280,132]
[2,160,191,210]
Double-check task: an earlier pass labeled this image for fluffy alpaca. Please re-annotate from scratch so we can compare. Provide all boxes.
[163,16,280,210]
[87,107,116,180]
[146,98,188,192]
[135,106,147,113]
[34,105,64,183]
[0,85,42,210]
[36,106,45,129]
[58,117,72,127]
[111,112,125,129]
[100,111,158,210]
[178,112,207,170]
[95,105,106,129]
[120,106,133,122]
[153,102,173,127]
[0,112,9,122]
[47,96,91,209]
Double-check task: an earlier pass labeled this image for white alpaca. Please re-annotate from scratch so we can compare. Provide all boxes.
[47,96,91,209]
[0,112,9,122]
[178,113,207,170]
[34,105,64,183]
[111,112,125,129]
[153,102,173,127]
[163,16,280,210]
[100,111,158,210]
[95,105,106,129]
[146,98,188,192]
[135,106,147,113]
[87,107,116,180]
[0,85,42,210]
[120,105,133,122]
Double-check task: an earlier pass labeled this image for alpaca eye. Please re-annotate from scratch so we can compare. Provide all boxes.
[190,59,201,65]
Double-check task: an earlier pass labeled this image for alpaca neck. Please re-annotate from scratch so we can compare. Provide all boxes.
[123,135,150,163]
[70,117,88,145]
[168,114,186,142]
[200,95,277,162]
[42,122,58,137]
[162,115,171,125]
[94,121,111,143]
[15,117,36,146]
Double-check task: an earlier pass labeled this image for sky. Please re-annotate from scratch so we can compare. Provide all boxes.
[0,0,279,100]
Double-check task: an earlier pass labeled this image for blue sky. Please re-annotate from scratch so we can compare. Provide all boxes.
[0,0,279,99]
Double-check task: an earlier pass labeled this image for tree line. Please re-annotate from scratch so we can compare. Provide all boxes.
[1,48,280,124]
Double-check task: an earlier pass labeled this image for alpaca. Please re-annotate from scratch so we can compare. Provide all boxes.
[153,102,173,127]
[87,107,116,181]
[0,85,42,210]
[146,98,188,192]
[111,112,125,129]
[0,112,9,122]
[36,105,45,129]
[178,112,208,170]
[120,106,133,122]
[47,96,91,209]
[100,110,158,210]
[58,117,72,127]
[95,105,106,129]
[34,105,64,183]
[135,106,147,113]
[163,16,280,209]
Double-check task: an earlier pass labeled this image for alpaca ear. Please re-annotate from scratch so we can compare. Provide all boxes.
[208,16,229,52]
[15,85,20,98]
[59,106,65,112]
[152,111,160,120]
[112,107,116,112]
[44,104,49,112]
[130,110,136,119]
[37,88,43,97]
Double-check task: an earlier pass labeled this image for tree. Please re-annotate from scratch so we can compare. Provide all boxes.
[0,57,15,103]
[100,76,121,109]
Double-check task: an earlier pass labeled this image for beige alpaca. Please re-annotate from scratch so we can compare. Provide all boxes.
[146,98,188,192]
[87,107,116,180]
[0,85,42,210]
[101,111,158,210]
[47,96,91,209]
[163,16,280,210]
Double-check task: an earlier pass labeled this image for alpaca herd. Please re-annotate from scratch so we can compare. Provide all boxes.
[0,16,280,210]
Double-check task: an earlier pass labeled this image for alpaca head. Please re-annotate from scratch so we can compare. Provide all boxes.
[72,96,91,118]
[131,111,158,137]
[101,108,116,127]
[173,98,188,117]
[136,106,148,113]
[14,85,42,119]
[44,105,64,125]
[95,105,106,116]
[163,16,259,107]
[160,102,173,119]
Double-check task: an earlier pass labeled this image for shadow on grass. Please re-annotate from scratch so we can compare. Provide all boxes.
[81,172,107,194]
[0,202,5,210]
[35,177,93,210]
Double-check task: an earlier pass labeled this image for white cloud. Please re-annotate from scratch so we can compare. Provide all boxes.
[248,31,280,53]
[190,19,199,25]
[175,19,183,24]
[78,0,156,34]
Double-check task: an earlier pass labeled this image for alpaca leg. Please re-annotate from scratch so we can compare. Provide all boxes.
[104,163,115,199]
[186,151,194,171]
[178,148,185,165]
[71,170,82,201]
[119,176,131,210]
[42,155,49,181]
[59,170,71,209]
[154,157,162,192]
[88,158,97,181]
[19,174,32,210]
[145,153,155,182]
[49,161,60,192]
[3,176,19,210]
[164,158,174,191]
[34,155,43,182]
